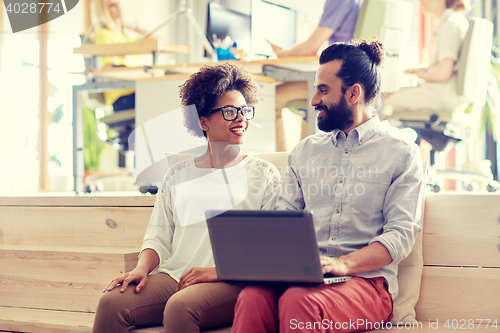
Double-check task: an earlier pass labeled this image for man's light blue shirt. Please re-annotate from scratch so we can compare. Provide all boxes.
[277,116,423,300]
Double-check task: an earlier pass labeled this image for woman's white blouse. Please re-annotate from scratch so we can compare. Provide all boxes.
[140,155,281,281]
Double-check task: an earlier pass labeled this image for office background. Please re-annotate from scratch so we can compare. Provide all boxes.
[0,0,498,193]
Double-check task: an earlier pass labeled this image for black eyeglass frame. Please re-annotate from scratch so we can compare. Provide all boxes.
[207,105,255,121]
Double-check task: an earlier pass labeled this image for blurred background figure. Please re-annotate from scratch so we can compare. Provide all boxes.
[268,0,363,57]
[89,0,151,111]
[384,0,471,116]
[267,0,364,151]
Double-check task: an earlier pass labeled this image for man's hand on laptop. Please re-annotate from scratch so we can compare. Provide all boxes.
[177,267,220,291]
[320,255,349,276]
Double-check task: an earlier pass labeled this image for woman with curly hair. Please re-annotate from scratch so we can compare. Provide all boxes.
[92,63,281,333]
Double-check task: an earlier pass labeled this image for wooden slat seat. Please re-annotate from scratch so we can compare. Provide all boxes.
[1,307,496,333]
[416,194,500,322]
[0,306,95,333]
[0,205,152,248]
[1,193,499,332]
[0,244,139,313]
[0,307,231,333]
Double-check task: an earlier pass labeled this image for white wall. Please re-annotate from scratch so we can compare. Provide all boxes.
[403,0,419,48]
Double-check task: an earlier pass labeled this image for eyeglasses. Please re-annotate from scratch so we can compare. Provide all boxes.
[209,105,255,121]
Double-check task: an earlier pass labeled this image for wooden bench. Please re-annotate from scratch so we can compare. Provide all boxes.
[1,190,499,332]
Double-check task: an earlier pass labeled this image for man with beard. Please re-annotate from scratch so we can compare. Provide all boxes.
[232,40,423,333]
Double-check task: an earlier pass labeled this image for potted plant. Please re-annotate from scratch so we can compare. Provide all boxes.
[83,99,108,181]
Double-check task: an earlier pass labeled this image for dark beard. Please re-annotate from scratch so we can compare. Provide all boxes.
[316,96,354,132]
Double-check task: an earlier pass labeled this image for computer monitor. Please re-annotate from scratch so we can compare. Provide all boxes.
[206,3,251,55]
[251,0,297,57]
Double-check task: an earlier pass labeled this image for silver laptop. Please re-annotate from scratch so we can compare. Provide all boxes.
[206,210,351,285]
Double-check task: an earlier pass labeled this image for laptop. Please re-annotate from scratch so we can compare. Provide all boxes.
[206,210,351,285]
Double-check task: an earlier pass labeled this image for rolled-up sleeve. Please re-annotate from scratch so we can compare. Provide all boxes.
[370,143,423,265]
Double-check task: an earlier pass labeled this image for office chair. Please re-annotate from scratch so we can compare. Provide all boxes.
[389,17,497,192]
[354,0,413,93]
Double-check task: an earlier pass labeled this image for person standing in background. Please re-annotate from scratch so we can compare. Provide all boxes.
[267,0,364,152]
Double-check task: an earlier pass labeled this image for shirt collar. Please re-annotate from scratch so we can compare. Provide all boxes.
[329,115,380,146]
[353,115,381,145]
[330,129,344,146]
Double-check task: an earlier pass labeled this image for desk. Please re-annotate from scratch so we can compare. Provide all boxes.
[72,56,320,192]
[73,39,188,70]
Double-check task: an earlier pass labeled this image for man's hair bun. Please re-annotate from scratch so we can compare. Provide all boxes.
[318,38,385,105]
[355,39,385,66]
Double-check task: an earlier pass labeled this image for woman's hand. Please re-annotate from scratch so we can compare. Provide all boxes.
[103,266,149,294]
[405,67,428,78]
[405,58,455,82]
[266,39,284,57]
[320,255,349,276]
[177,267,219,291]
[413,68,429,79]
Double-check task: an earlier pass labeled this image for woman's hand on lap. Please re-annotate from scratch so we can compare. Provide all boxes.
[103,266,149,294]
[177,267,219,291]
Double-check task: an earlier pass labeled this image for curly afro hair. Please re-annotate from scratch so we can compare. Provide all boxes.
[179,62,260,138]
